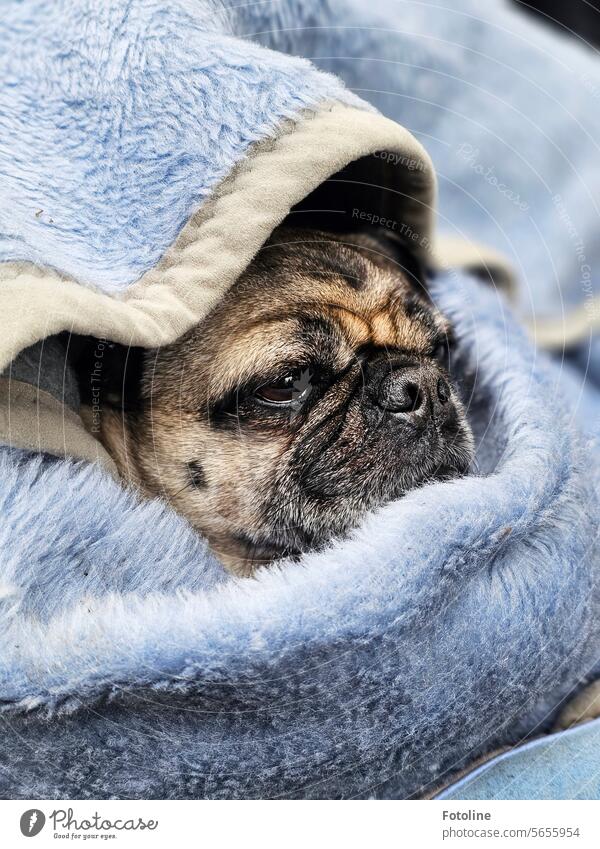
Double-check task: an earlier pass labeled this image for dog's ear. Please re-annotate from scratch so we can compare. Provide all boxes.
[376,229,428,292]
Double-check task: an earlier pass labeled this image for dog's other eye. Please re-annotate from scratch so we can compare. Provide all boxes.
[431,340,450,364]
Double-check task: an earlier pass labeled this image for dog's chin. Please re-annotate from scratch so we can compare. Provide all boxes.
[213,434,474,576]
[215,531,300,576]
[213,533,303,576]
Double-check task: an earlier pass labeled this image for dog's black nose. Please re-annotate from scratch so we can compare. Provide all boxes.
[377,366,451,421]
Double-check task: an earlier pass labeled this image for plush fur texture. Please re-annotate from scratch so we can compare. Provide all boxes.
[3,0,597,315]
[0,0,361,291]
[0,274,599,799]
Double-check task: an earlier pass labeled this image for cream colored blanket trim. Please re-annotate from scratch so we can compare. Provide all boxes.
[432,234,517,298]
[0,378,117,474]
[0,96,593,471]
[0,101,437,373]
[433,236,600,345]
[529,300,600,349]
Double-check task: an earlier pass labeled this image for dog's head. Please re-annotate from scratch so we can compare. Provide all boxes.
[106,228,474,573]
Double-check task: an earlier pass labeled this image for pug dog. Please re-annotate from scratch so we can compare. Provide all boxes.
[84,227,474,575]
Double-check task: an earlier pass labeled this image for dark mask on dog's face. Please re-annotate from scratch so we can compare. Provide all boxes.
[100,228,474,574]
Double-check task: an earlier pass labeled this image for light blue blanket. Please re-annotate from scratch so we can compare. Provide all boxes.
[437,718,600,800]
[1,0,600,799]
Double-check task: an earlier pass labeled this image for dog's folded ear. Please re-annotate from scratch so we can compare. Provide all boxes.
[368,229,428,291]
[333,228,429,297]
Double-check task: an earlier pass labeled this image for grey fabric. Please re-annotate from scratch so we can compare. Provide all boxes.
[4,337,79,412]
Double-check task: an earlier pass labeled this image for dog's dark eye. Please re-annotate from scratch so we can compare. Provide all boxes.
[255,373,296,404]
[431,340,450,363]
[254,367,315,408]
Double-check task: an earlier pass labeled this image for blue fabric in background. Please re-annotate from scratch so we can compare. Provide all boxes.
[244,0,600,322]
[437,718,600,800]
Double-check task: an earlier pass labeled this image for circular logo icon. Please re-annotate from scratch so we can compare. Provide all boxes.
[19,810,46,837]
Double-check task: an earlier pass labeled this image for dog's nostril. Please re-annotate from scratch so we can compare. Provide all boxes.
[403,380,422,412]
[437,377,450,404]
[379,376,423,414]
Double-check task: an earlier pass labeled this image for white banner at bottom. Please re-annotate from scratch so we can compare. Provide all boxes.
[0,799,599,848]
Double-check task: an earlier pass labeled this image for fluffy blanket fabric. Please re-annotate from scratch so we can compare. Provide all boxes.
[1,0,600,799]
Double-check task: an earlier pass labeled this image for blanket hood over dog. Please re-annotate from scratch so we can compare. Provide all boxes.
[0,0,473,467]
[0,1,439,367]
[1,0,600,800]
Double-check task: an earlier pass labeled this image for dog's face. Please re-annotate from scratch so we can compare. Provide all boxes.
[105,228,473,574]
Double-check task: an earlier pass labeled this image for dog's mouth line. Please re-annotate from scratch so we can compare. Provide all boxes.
[231,531,304,562]
[296,430,473,489]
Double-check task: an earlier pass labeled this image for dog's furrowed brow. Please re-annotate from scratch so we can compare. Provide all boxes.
[200,319,320,406]
[201,313,356,412]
